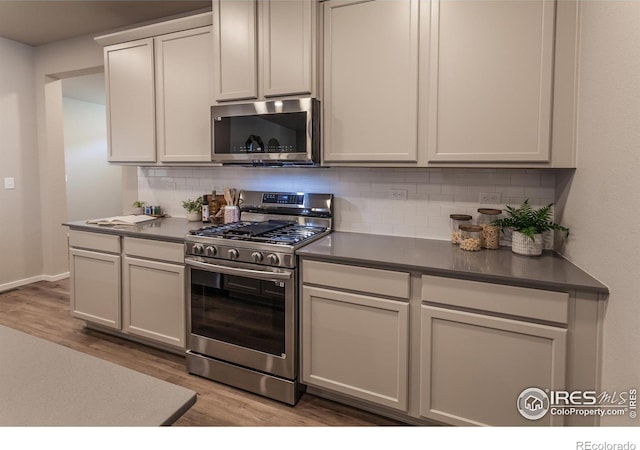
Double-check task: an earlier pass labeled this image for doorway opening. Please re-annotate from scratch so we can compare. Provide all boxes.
[61,71,123,221]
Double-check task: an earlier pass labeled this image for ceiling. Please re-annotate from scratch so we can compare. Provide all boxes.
[0,1,211,47]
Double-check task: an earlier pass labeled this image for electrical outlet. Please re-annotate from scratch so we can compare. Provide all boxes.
[479,192,501,204]
[4,177,15,190]
[390,189,408,200]
[166,181,176,190]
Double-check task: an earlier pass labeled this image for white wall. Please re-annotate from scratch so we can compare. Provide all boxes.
[138,166,556,242]
[33,34,137,280]
[62,96,122,221]
[557,1,640,425]
[0,37,42,289]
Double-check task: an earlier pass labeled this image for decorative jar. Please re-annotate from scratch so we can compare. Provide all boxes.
[450,214,472,245]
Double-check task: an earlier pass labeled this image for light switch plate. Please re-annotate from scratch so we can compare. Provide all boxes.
[4,177,15,190]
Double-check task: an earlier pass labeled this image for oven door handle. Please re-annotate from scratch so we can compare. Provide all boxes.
[185,258,293,281]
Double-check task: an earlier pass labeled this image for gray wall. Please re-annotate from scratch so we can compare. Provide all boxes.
[0,36,42,287]
[62,95,122,221]
[557,0,640,424]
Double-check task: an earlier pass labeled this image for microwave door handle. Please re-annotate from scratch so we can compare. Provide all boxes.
[185,259,293,281]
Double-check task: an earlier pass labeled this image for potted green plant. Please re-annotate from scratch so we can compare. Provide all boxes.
[492,199,569,256]
[132,200,146,215]
[182,197,203,222]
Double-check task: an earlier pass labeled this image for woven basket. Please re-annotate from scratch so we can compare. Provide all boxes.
[511,231,543,256]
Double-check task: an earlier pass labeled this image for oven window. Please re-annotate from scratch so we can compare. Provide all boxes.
[190,269,286,356]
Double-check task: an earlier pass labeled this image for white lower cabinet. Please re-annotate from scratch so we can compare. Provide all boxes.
[123,257,185,349]
[69,231,122,329]
[420,305,567,426]
[301,285,409,411]
[68,230,186,352]
[298,259,594,426]
[69,248,121,330]
[122,237,186,350]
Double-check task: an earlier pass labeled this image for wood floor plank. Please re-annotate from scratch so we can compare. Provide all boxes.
[0,279,402,426]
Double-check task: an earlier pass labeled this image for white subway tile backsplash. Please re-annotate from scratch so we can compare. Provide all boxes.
[513,173,540,186]
[137,167,556,241]
[417,183,441,195]
[487,172,512,186]
[428,193,455,202]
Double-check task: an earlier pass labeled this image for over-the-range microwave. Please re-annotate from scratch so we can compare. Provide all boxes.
[211,97,320,166]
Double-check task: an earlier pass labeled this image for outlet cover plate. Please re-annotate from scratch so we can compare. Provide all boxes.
[390,189,408,200]
[479,192,500,204]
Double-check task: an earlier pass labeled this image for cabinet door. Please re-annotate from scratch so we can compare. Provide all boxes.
[122,257,185,349]
[155,27,214,163]
[69,248,121,329]
[212,0,258,101]
[302,286,409,411]
[424,0,555,162]
[260,0,313,97]
[420,305,566,426]
[104,38,156,162]
[323,0,420,162]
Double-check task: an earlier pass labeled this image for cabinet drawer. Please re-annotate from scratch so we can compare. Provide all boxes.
[302,260,410,299]
[69,230,120,254]
[421,275,569,324]
[124,237,183,263]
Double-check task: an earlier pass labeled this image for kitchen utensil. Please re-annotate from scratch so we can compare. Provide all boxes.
[224,188,232,205]
[231,188,238,205]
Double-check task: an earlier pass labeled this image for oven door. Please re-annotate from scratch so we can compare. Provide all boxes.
[185,257,296,380]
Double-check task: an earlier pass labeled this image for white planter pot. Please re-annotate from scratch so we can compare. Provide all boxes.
[132,207,143,215]
[186,212,201,222]
[511,231,543,256]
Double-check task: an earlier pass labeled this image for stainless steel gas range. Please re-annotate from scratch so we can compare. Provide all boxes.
[184,190,333,405]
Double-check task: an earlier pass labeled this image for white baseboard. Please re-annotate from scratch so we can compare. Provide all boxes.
[42,272,70,282]
[0,272,70,293]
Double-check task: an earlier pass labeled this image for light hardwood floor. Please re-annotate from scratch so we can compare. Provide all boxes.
[0,279,402,426]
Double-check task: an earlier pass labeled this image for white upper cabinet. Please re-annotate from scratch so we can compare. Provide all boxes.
[103,24,214,164]
[155,27,214,162]
[423,0,556,163]
[105,39,156,163]
[212,0,316,102]
[323,0,420,163]
[212,0,258,101]
[260,0,313,97]
[321,0,578,167]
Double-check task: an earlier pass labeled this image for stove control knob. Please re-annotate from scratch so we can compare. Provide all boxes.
[228,248,240,260]
[266,253,280,265]
[205,246,217,257]
[251,252,264,263]
[192,244,204,255]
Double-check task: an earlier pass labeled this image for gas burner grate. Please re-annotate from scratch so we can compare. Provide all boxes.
[189,221,326,245]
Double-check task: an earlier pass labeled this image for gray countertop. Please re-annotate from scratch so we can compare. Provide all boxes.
[0,325,196,426]
[297,232,609,294]
[63,219,608,294]
[63,217,202,243]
